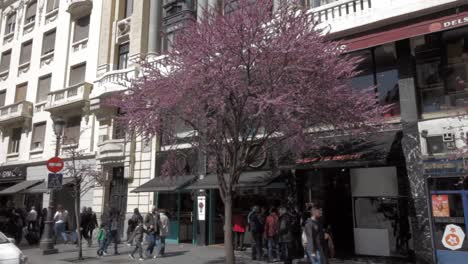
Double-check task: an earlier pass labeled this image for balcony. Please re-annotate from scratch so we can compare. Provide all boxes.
[66,0,92,18]
[310,0,460,34]
[0,101,33,127]
[45,82,92,114]
[97,138,126,162]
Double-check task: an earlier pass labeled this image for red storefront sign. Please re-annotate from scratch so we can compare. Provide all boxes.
[344,11,468,52]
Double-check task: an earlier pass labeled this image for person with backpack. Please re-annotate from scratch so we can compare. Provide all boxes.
[264,207,279,262]
[304,205,327,264]
[278,207,294,264]
[248,206,265,261]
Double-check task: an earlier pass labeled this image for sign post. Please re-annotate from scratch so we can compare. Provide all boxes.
[47,173,63,190]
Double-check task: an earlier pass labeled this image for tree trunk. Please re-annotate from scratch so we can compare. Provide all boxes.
[74,184,83,260]
[224,194,235,264]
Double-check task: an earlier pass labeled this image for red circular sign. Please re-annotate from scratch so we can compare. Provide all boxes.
[47,157,64,173]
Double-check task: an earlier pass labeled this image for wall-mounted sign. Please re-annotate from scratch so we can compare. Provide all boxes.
[442,224,465,251]
[432,195,450,217]
[197,196,206,221]
[0,166,26,182]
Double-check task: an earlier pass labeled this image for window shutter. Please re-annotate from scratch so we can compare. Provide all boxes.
[25,2,37,22]
[0,50,11,72]
[46,0,59,12]
[37,75,51,103]
[69,64,86,86]
[20,41,33,65]
[42,30,56,55]
[0,91,6,107]
[15,83,27,103]
[73,15,90,43]
[31,123,46,149]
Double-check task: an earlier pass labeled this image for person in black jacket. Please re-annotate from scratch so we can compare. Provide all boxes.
[248,206,264,261]
[278,207,294,264]
[304,205,327,264]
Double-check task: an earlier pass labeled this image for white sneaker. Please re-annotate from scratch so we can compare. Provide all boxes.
[138,258,144,261]
[153,255,157,259]
[129,254,135,259]
[103,252,108,256]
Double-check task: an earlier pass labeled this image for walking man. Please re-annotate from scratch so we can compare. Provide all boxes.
[248,206,264,261]
[159,209,170,256]
[304,205,327,264]
[144,206,161,258]
[105,208,120,255]
[278,207,294,264]
[128,220,145,261]
[265,208,279,262]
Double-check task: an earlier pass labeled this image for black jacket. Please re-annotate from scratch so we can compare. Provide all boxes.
[278,213,294,243]
[304,218,326,254]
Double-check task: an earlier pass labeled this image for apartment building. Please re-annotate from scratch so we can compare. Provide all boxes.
[0,0,102,229]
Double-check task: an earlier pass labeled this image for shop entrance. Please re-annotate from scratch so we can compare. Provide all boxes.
[429,177,468,264]
[157,192,195,244]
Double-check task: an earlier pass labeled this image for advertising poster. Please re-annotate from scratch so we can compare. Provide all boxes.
[432,195,450,217]
[198,196,206,221]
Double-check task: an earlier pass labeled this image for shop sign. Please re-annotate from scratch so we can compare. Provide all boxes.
[423,159,465,175]
[296,153,363,164]
[442,224,465,251]
[0,166,26,182]
[432,195,450,217]
[197,196,206,221]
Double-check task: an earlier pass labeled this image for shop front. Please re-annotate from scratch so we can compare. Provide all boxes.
[425,158,468,264]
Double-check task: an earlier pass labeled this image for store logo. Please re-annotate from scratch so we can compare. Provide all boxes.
[442,16,468,29]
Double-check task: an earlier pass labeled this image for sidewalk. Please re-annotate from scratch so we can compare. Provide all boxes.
[21,243,414,264]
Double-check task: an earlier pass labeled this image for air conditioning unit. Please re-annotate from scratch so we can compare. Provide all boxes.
[443,133,455,142]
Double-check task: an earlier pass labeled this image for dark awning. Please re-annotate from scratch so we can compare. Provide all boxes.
[132,175,197,193]
[279,130,403,169]
[0,180,43,195]
[22,177,75,194]
[185,170,279,190]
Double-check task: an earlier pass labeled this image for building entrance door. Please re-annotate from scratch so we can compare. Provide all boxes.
[109,167,128,237]
[429,177,468,264]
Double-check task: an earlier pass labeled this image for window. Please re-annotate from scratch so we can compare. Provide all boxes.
[46,0,60,13]
[413,27,468,114]
[37,75,51,103]
[0,91,5,107]
[63,116,81,145]
[124,0,133,18]
[4,13,16,35]
[8,127,21,154]
[0,50,11,72]
[15,83,27,103]
[306,0,339,8]
[19,41,33,65]
[117,43,129,69]
[69,63,86,86]
[350,43,400,117]
[73,15,90,43]
[42,29,56,55]
[25,1,37,24]
[31,123,46,150]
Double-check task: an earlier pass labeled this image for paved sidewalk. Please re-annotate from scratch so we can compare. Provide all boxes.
[21,244,414,264]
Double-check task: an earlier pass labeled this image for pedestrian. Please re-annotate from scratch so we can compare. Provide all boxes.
[127,208,143,245]
[80,207,90,245]
[54,205,69,244]
[96,223,107,257]
[278,207,294,264]
[159,209,170,256]
[128,220,145,261]
[26,206,38,231]
[104,208,120,255]
[40,208,48,238]
[232,210,246,251]
[248,206,264,261]
[304,205,327,264]
[87,207,98,247]
[265,207,279,262]
[144,206,161,259]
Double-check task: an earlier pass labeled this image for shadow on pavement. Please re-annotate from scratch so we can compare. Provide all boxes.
[160,250,189,257]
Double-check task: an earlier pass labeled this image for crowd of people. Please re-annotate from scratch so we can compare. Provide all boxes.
[0,203,46,245]
[233,204,334,264]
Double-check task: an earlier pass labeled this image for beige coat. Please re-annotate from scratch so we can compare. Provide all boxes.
[159,213,170,237]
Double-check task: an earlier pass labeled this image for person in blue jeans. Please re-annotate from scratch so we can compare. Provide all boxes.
[146,224,161,258]
[304,205,327,264]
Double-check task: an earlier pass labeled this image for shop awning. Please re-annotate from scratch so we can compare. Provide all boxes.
[279,130,403,169]
[185,170,279,190]
[131,175,197,193]
[22,177,76,194]
[0,180,43,195]
[344,10,468,52]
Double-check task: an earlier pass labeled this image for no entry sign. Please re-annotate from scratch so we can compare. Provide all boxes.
[46,157,64,173]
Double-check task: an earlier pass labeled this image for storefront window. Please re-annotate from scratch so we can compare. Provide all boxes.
[350,43,400,117]
[413,27,468,115]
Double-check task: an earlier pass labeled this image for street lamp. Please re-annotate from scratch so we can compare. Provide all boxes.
[40,117,66,254]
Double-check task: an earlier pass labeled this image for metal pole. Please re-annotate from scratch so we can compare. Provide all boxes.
[39,135,60,254]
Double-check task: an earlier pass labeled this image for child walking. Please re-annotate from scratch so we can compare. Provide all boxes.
[97,223,107,257]
[128,220,145,261]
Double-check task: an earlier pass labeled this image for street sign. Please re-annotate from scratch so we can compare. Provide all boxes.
[47,157,64,173]
[47,173,63,190]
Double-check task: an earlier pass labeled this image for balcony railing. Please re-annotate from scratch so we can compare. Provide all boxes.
[0,101,33,125]
[94,67,137,96]
[310,0,372,23]
[45,82,92,112]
